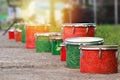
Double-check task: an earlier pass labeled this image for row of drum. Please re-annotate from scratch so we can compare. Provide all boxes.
[8,23,119,74]
[36,34,119,74]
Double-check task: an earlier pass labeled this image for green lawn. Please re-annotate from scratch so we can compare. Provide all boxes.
[95,25,120,64]
[96,25,120,48]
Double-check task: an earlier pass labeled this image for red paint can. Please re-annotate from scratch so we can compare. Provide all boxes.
[8,29,15,39]
[80,45,119,74]
[60,43,66,61]
[62,23,96,41]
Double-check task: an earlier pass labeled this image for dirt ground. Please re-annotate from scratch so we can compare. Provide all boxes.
[0,30,120,80]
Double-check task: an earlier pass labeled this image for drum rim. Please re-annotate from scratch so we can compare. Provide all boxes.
[65,41,103,45]
[60,43,66,46]
[35,33,49,37]
[16,28,22,32]
[62,23,96,27]
[35,32,61,37]
[81,45,118,50]
[49,36,62,40]
[65,37,104,45]
[9,29,15,32]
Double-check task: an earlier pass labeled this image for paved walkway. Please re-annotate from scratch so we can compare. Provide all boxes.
[0,30,120,80]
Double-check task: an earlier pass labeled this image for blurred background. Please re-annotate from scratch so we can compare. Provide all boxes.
[0,0,120,28]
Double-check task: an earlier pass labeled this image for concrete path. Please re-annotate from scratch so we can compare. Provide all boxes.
[0,30,120,80]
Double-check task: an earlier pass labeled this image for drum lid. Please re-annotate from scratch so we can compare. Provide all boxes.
[81,45,118,50]
[17,23,24,25]
[16,28,22,32]
[65,37,104,45]
[49,36,62,40]
[9,29,15,32]
[63,23,96,27]
[60,43,66,47]
[60,42,66,47]
[35,32,61,37]
[48,32,61,36]
[35,33,50,37]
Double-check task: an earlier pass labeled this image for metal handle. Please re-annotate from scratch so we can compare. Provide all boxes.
[78,43,83,46]
[72,27,75,34]
[94,27,96,34]
[98,41,103,45]
[61,27,64,34]
[86,27,89,34]
[99,48,102,59]
[80,49,84,58]
[116,50,119,58]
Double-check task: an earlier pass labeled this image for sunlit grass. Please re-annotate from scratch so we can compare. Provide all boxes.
[96,24,120,46]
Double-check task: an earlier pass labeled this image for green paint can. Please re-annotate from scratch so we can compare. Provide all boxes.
[65,37,104,69]
[50,36,62,55]
[35,32,61,53]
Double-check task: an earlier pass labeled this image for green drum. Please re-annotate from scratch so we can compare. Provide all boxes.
[35,32,61,53]
[65,37,104,68]
[21,26,26,43]
[50,36,62,55]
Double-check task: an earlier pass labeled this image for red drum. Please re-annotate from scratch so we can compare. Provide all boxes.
[15,29,22,42]
[62,23,96,41]
[80,45,119,74]
[26,24,50,49]
[8,29,15,39]
[60,43,66,61]
[26,26,37,49]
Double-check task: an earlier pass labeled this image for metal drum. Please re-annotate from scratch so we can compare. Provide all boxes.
[14,23,25,42]
[50,36,62,55]
[21,24,26,43]
[80,45,119,74]
[15,29,22,42]
[26,24,50,48]
[36,24,49,33]
[26,25,37,49]
[65,37,104,68]
[62,23,96,41]
[8,29,15,39]
[60,43,66,61]
[35,32,61,53]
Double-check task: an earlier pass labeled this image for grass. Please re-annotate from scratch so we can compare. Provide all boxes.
[0,23,9,28]
[95,25,120,64]
[95,25,120,48]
